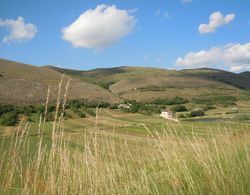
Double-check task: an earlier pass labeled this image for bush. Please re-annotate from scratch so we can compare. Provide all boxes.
[47,105,56,112]
[138,86,166,92]
[0,105,15,117]
[121,100,165,114]
[72,108,86,118]
[84,101,110,108]
[69,100,82,109]
[192,95,236,106]
[0,111,18,126]
[152,97,188,105]
[171,105,187,112]
[17,106,37,116]
[189,109,205,117]
[65,112,73,119]
[109,104,119,109]
[98,81,115,89]
[84,108,96,117]
[130,104,140,113]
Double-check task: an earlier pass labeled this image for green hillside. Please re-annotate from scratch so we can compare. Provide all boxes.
[48,65,249,102]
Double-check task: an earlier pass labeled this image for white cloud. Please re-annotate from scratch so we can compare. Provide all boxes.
[62,4,137,49]
[176,43,250,72]
[181,0,192,3]
[0,17,37,43]
[199,11,235,34]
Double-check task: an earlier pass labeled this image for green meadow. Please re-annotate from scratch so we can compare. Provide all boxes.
[0,101,250,194]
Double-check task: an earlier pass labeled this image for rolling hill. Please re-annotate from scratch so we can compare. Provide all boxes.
[0,58,249,105]
[0,59,120,105]
[48,65,249,102]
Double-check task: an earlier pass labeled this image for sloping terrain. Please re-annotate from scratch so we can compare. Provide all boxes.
[1,58,249,105]
[181,68,250,89]
[0,59,120,105]
[49,65,249,102]
[50,65,250,90]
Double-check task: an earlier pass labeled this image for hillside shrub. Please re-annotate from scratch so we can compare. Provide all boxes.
[138,86,166,92]
[17,106,37,116]
[192,95,236,106]
[0,111,18,126]
[69,100,82,109]
[121,100,164,114]
[84,108,96,117]
[98,81,115,89]
[84,101,110,108]
[189,109,205,117]
[72,108,86,118]
[0,105,15,116]
[47,105,56,112]
[65,112,73,119]
[109,104,119,109]
[171,105,187,112]
[152,97,188,105]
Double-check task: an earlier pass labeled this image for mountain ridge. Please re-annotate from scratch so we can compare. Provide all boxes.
[0,58,249,105]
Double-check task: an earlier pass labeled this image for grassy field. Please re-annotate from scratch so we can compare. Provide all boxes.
[0,103,250,194]
[0,75,250,194]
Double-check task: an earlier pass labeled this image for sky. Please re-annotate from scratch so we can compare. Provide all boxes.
[0,0,250,72]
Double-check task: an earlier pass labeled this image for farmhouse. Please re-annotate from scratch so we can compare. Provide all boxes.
[160,109,173,119]
[160,109,179,122]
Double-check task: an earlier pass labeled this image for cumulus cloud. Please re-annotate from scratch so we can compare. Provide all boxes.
[0,17,37,43]
[62,4,137,49]
[198,11,235,34]
[176,43,250,72]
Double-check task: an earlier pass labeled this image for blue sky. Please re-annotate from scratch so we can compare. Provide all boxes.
[0,0,250,72]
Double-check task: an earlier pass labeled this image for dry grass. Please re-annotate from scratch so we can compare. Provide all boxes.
[0,79,249,194]
[0,58,120,105]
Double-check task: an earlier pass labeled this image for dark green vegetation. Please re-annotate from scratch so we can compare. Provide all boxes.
[0,99,103,126]
[189,109,205,117]
[152,97,188,105]
[171,105,187,112]
[0,112,18,126]
[192,95,236,106]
